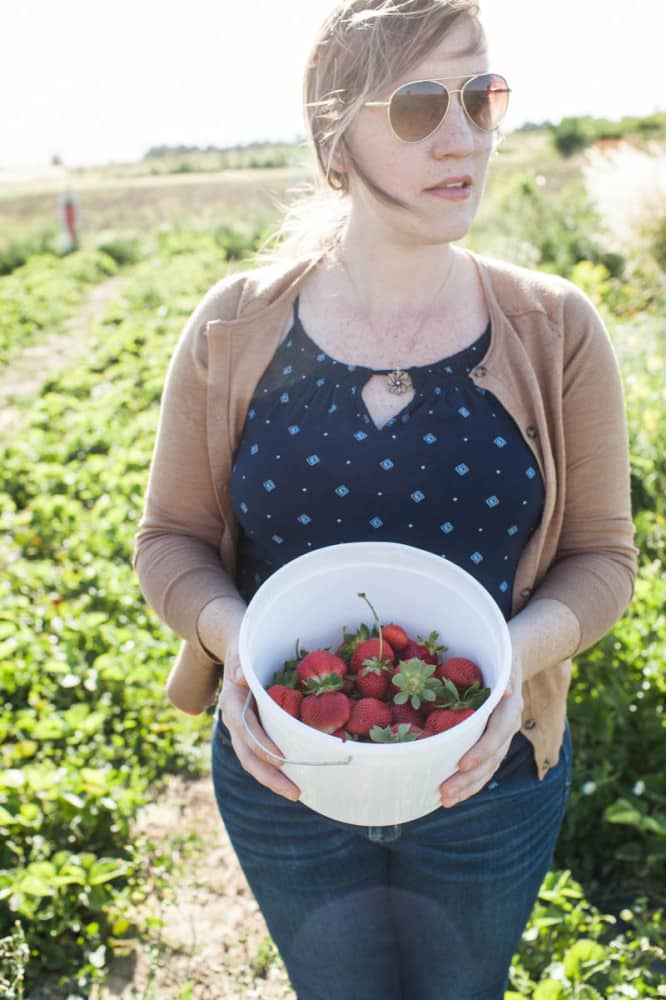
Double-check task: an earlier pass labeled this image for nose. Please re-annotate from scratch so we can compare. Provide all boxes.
[429,90,476,157]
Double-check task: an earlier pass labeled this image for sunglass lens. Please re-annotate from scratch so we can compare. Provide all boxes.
[390,80,448,142]
[463,73,510,130]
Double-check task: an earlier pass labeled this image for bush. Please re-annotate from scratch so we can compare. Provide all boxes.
[509,870,665,996]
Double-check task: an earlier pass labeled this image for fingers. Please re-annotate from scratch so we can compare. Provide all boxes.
[218,676,301,802]
[439,684,523,808]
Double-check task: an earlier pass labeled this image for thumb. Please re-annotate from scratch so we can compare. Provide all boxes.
[229,658,249,687]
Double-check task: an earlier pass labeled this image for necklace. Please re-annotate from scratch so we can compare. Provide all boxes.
[338,252,457,395]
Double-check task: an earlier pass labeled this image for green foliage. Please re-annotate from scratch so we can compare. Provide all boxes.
[0,921,29,999]
[550,113,666,156]
[0,223,60,276]
[0,248,118,367]
[142,141,300,174]
[551,117,596,157]
[509,870,665,996]
[468,173,622,280]
[557,560,666,889]
[0,229,240,989]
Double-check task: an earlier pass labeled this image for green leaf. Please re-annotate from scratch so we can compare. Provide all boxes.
[88,859,128,885]
[562,938,606,980]
[533,980,566,1000]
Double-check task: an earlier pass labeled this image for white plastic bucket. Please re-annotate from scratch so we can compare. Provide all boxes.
[238,541,511,826]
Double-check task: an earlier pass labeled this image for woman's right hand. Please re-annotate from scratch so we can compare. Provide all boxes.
[217,633,302,802]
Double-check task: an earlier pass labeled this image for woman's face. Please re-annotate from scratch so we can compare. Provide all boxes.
[341,17,496,248]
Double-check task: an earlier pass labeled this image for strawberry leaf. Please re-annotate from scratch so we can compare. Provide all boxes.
[301,673,345,695]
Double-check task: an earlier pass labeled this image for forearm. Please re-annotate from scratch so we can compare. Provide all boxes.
[508,597,581,683]
[197,594,247,664]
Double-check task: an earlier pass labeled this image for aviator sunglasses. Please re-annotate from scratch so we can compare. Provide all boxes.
[364,72,510,142]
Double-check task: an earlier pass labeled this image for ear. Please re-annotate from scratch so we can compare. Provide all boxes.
[321,136,349,175]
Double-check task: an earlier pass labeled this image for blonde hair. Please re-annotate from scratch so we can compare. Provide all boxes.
[258,0,484,263]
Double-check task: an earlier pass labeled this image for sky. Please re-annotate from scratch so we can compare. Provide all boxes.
[2,0,664,171]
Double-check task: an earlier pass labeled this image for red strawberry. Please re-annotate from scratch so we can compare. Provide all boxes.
[347,697,392,737]
[332,728,350,741]
[297,650,347,692]
[301,691,351,734]
[436,657,483,693]
[356,667,391,701]
[424,708,474,735]
[381,624,410,652]
[401,630,446,666]
[350,637,395,674]
[390,702,425,728]
[267,685,303,718]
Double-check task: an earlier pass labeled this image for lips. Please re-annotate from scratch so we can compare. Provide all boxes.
[426,175,472,192]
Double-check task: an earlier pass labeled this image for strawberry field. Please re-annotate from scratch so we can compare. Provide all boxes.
[1,137,665,998]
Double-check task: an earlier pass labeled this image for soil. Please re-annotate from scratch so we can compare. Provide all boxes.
[93,766,296,1000]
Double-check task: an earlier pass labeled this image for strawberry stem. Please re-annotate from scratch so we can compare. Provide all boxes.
[358,591,383,660]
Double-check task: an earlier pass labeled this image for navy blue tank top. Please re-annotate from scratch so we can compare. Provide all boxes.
[231,299,544,618]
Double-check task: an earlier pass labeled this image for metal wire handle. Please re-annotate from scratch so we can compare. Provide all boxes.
[241,690,353,767]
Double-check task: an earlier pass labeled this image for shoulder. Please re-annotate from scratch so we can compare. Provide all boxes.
[192,256,318,329]
[472,253,615,372]
[472,252,597,326]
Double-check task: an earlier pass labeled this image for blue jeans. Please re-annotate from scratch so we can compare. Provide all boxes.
[211,714,572,1000]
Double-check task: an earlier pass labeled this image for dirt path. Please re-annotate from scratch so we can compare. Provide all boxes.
[94,766,295,1000]
[0,274,125,434]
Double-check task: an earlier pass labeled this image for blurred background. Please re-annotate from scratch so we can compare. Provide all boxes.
[0,2,665,999]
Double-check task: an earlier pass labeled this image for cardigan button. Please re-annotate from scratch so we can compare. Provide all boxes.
[524,719,537,730]
[520,587,532,599]
[526,425,538,438]
[473,365,487,378]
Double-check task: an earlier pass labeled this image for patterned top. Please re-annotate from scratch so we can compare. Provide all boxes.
[231,299,545,618]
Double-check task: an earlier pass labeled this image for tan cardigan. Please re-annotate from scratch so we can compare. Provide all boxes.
[133,250,637,780]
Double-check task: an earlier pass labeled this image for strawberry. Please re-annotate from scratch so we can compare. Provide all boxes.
[436,657,483,693]
[391,658,443,710]
[401,630,447,666]
[390,702,425,728]
[347,697,392,737]
[301,691,351,734]
[350,637,395,674]
[336,622,372,665]
[369,722,424,743]
[267,685,303,718]
[381,623,410,652]
[356,661,391,699]
[297,650,347,693]
[424,708,474,735]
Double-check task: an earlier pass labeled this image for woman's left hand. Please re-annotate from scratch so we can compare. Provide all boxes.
[438,650,524,808]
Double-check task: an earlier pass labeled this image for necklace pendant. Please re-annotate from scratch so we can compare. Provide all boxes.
[386,368,413,395]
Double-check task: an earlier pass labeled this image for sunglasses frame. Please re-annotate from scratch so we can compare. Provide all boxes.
[364,72,511,142]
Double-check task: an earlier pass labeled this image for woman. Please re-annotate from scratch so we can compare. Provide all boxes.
[133,1,637,996]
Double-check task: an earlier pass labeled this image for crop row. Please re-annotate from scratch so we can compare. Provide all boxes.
[0,229,238,989]
[0,249,121,368]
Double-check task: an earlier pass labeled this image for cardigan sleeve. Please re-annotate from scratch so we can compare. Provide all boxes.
[132,275,246,661]
[533,287,638,653]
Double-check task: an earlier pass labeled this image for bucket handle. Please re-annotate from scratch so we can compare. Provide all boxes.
[241,691,353,767]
